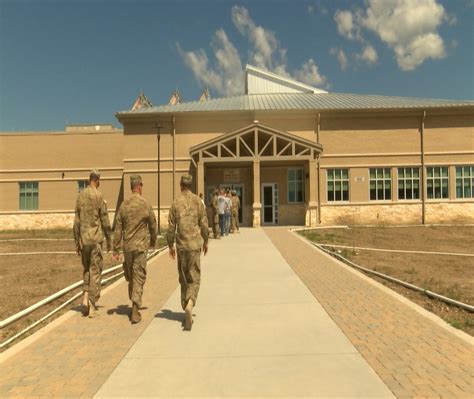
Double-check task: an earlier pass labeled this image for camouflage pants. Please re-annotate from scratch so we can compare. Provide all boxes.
[212,212,220,238]
[177,249,201,310]
[123,250,147,308]
[81,244,103,303]
[231,210,239,232]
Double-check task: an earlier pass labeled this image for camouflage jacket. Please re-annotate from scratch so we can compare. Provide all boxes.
[231,196,240,212]
[113,193,157,254]
[73,186,111,247]
[166,190,209,251]
[210,194,218,212]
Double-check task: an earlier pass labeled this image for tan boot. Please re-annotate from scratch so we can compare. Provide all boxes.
[82,291,89,316]
[88,299,99,318]
[184,299,194,331]
[131,303,141,324]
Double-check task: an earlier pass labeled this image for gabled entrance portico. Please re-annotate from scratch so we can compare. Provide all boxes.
[190,123,323,227]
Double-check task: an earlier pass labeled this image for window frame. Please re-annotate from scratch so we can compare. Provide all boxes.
[326,168,349,202]
[287,167,304,204]
[19,181,39,210]
[78,180,88,193]
[455,165,474,199]
[426,166,449,200]
[397,167,420,201]
[369,168,392,201]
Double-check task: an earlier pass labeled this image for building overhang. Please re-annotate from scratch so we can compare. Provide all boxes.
[189,122,323,167]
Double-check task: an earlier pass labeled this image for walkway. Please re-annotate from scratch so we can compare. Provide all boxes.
[1,228,472,398]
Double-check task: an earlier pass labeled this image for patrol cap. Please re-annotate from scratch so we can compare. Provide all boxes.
[89,169,100,180]
[180,174,193,186]
[130,174,143,188]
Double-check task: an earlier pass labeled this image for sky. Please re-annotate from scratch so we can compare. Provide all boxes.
[0,0,473,131]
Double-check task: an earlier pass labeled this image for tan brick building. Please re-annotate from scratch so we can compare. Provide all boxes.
[1,65,473,229]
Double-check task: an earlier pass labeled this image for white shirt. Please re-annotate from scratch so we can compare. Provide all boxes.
[217,195,226,215]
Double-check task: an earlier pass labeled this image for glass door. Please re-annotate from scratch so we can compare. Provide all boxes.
[261,183,278,225]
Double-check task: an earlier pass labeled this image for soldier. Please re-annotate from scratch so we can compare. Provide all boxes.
[73,169,112,318]
[210,189,220,239]
[112,175,157,324]
[231,190,240,233]
[167,174,209,331]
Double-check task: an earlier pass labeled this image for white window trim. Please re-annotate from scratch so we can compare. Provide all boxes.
[287,167,304,204]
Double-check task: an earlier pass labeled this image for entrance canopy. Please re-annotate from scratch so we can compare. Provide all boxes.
[189,123,323,166]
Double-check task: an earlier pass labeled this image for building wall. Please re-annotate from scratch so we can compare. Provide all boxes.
[0,109,473,229]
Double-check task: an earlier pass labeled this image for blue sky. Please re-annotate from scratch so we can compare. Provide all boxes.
[0,0,473,131]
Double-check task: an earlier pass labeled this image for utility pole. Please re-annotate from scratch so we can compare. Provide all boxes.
[156,123,162,235]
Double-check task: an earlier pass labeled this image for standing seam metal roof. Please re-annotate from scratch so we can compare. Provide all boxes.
[117,93,474,115]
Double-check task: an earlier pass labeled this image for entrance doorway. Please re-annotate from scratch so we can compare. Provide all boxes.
[219,183,244,224]
[261,183,278,225]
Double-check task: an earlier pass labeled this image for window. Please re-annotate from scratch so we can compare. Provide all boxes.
[427,166,449,199]
[327,169,349,201]
[288,168,304,203]
[78,180,88,192]
[19,182,39,210]
[369,168,391,201]
[456,166,473,199]
[398,167,420,200]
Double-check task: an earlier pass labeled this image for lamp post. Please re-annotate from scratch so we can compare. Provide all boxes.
[156,123,162,235]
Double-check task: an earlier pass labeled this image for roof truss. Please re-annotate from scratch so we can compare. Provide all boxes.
[190,123,322,164]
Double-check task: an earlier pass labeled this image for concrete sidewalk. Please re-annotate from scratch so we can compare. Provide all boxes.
[96,229,393,398]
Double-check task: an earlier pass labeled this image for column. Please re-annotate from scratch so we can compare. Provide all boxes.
[306,158,318,227]
[252,159,261,227]
[197,161,204,197]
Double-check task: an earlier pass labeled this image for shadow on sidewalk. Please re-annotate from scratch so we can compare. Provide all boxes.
[155,308,184,324]
[107,304,131,318]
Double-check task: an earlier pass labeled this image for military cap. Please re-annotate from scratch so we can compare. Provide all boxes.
[130,174,143,188]
[89,169,101,179]
[180,174,193,186]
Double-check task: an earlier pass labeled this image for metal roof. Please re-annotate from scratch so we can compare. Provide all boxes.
[117,92,474,116]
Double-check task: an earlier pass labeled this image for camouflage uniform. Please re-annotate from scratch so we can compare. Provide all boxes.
[210,191,220,238]
[167,186,209,310]
[113,190,157,308]
[73,185,112,304]
[231,191,240,233]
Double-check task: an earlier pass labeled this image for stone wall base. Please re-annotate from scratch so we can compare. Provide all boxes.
[0,209,171,231]
[321,202,474,226]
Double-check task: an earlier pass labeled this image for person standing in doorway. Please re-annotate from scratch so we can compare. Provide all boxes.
[167,175,209,330]
[217,189,226,237]
[112,175,157,324]
[231,190,240,233]
[211,189,220,239]
[224,189,232,235]
[73,169,112,318]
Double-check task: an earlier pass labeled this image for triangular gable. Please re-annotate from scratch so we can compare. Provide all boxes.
[245,65,328,95]
[190,123,322,165]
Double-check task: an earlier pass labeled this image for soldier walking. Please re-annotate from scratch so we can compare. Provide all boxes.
[167,174,209,331]
[73,170,112,318]
[112,175,157,323]
[231,190,240,233]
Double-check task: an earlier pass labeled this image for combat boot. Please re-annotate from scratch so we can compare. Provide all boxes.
[131,303,141,324]
[184,299,194,331]
[82,291,89,316]
[88,299,99,318]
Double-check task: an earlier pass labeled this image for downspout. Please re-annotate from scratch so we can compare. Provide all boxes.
[421,111,426,224]
[316,112,321,224]
[172,116,176,200]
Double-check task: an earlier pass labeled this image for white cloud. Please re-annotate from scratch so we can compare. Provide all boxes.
[177,29,244,96]
[334,0,449,71]
[294,59,327,86]
[356,45,378,66]
[329,47,348,70]
[334,9,362,41]
[178,6,329,95]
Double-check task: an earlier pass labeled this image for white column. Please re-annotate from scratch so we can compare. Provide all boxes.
[252,159,261,227]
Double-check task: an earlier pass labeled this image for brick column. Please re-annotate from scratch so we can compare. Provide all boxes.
[197,162,204,197]
[252,159,261,227]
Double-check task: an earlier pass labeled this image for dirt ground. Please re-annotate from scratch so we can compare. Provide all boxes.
[300,226,474,336]
[0,229,167,347]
